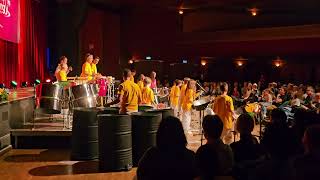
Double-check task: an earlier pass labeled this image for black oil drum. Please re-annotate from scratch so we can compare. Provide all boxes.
[98,114,132,172]
[138,105,154,112]
[100,107,120,115]
[71,107,99,160]
[131,112,162,166]
[146,108,174,120]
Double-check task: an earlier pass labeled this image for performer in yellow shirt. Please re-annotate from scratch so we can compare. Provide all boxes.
[80,53,93,80]
[106,69,142,114]
[141,77,155,106]
[130,69,136,82]
[58,64,68,82]
[91,56,100,76]
[181,80,197,135]
[170,79,182,117]
[137,74,145,91]
[179,77,190,119]
[212,82,235,144]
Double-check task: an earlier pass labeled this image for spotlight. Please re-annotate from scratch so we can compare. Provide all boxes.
[178,9,184,15]
[21,81,28,88]
[275,62,281,67]
[237,61,243,67]
[34,79,41,85]
[201,60,207,66]
[248,7,259,16]
[10,81,18,89]
[0,83,5,89]
[45,78,51,83]
[128,60,134,64]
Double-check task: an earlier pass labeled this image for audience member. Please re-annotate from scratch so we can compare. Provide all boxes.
[196,115,233,180]
[137,116,197,180]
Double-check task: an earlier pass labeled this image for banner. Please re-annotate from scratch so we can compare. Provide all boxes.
[0,0,19,43]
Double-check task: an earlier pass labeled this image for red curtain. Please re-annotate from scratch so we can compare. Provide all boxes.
[0,0,47,87]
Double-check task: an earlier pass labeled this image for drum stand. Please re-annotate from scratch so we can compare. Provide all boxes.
[198,109,205,145]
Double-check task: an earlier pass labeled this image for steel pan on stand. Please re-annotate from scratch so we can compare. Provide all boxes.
[193,96,211,145]
[37,83,63,114]
[71,84,97,108]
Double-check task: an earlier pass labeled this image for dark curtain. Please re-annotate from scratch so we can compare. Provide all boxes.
[0,0,48,86]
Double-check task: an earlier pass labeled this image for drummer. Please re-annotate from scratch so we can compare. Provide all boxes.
[170,79,182,117]
[80,53,94,80]
[91,56,101,78]
[106,69,142,114]
[55,56,72,81]
[141,77,155,106]
[130,69,136,82]
[137,74,145,91]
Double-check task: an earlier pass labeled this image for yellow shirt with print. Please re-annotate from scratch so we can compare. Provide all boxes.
[179,84,187,107]
[130,75,134,82]
[91,63,97,75]
[59,70,67,81]
[213,95,234,129]
[182,89,196,111]
[170,85,180,107]
[81,62,93,80]
[141,86,155,106]
[118,80,142,113]
[137,80,144,90]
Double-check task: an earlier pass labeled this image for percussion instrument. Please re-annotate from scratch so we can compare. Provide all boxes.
[89,83,99,96]
[37,83,63,114]
[71,84,97,108]
[193,96,211,111]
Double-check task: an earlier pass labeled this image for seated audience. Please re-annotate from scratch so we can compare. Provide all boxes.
[137,116,197,180]
[196,115,233,180]
[293,125,320,180]
[231,113,264,163]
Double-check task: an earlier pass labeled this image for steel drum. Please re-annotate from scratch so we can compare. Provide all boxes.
[193,96,211,111]
[38,83,63,114]
[89,83,99,96]
[71,84,97,108]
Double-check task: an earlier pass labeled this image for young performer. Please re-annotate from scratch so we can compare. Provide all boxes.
[141,77,155,106]
[58,64,68,82]
[170,79,182,117]
[179,77,190,119]
[80,53,93,80]
[106,69,142,114]
[137,74,145,90]
[181,80,197,135]
[130,69,136,82]
[91,56,100,76]
[55,56,72,81]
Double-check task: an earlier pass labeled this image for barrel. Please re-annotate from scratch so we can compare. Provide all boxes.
[71,107,99,160]
[100,107,120,115]
[98,114,132,172]
[146,108,174,120]
[131,112,162,166]
[138,105,154,112]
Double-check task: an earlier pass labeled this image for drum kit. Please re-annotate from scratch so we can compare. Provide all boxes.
[35,76,117,129]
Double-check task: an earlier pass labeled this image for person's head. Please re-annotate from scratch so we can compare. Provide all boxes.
[156,116,187,150]
[243,82,248,87]
[187,80,196,91]
[93,56,100,64]
[183,77,190,84]
[59,56,67,64]
[150,71,156,79]
[122,69,132,81]
[143,77,151,87]
[247,83,253,90]
[236,113,254,135]
[315,93,320,103]
[271,108,287,127]
[138,74,145,81]
[279,87,286,95]
[252,83,258,90]
[61,63,68,71]
[303,125,320,153]
[220,82,228,93]
[175,79,182,87]
[202,115,223,141]
[131,69,136,77]
[85,53,93,63]
[306,86,314,96]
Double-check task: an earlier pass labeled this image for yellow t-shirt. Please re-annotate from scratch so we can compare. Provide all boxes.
[141,86,155,106]
[182,88,196,111]
[80,62,93,80]
[170,85,180,107]
[137,80,144,91]
[59,70,67,81]
[213,95,234,129]
[91,63,97,75]
[179,84,187,107]
[118,80,142,113]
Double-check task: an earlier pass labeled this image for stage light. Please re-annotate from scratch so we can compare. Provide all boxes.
[182,60,188,64]
[10,81,17,88]
[0,83,5,89]
[237,61,243,67]
[178,9,184,15]
[34,79,41,85]
[45,78,51,83]
[128,60,134,64]
[146,56,152,60]
[248,7,259,16]
[275,62,281,67]
[201,60,207,66]
[21,81,28,88]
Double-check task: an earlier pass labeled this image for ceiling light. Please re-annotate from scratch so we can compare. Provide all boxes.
[248,7,259,16]
[201,60,207,66]
[178,10,184,15]
[128,60,134,64]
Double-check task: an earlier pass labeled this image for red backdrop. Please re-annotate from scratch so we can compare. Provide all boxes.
[0,0,47,87]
